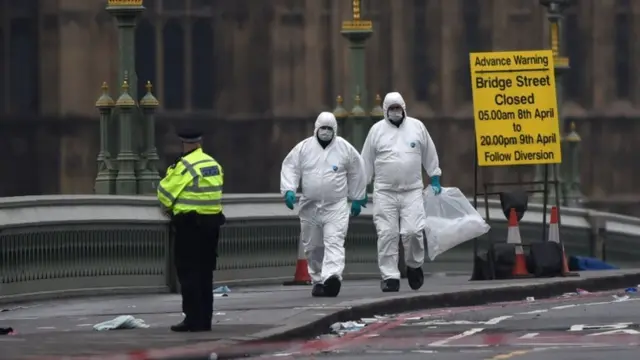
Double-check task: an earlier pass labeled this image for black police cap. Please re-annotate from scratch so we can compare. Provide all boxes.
[177,129,203,143]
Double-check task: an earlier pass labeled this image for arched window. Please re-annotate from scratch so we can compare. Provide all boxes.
[614,0,631,99]
[5,0,39,114]
[191,19,214,109]
[458,0,486,103]
[0,21,5,114]
[135,19,156,99]
[321,0,333,108]
[564,8,584,103]
[134,0,217,112]
[162,19,185,110]
[412,0,429,102]
[508,0,537,50]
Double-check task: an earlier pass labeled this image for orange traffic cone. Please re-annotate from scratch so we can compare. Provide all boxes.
[507,208,530,277]
[283,237,312,285]
[548,206,579,277]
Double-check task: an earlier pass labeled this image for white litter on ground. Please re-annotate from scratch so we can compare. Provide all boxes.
[328,315,391,336]
[93,315,149,331]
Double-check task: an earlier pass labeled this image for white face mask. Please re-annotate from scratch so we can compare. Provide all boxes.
[388,109,404,122]
[317,128,334,141]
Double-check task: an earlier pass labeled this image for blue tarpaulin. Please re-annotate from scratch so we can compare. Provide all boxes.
[568,255,619,271]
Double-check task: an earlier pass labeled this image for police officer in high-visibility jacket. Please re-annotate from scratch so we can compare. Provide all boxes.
[157,129,225,332]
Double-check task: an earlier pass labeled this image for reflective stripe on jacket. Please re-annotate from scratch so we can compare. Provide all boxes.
[157,148,224,215]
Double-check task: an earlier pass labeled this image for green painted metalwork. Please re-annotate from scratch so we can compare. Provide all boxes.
[331,0,384,198]
[370,94,384,125]
[95,0,159,195]
[332,0,384,153]
[333,95,349,139]
[563,121,584,207]
[534,0,574,204]
[95,82,116,195]
[115,79,138,195]
[106,2,144,100]
[349,93,367,152]
[138,81,161,194]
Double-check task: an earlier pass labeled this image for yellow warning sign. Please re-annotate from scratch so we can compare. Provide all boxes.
[470,50,562,166]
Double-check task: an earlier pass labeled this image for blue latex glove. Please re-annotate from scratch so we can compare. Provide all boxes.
[350,201,362,217]
[284,191,296,210]
[431,176,442,195]
[355,193,368,208]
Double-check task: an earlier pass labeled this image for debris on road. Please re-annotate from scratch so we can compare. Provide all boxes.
[525,297,535,302]
[361,315,389,324]
[612,294,630,302]
[0,327,14,335]
[0,306,24,313]
[93,315,150,331]
[560,288,591,298]
[214,286,230,297]
[214,286,230,294]
[624,287,637,293]
[327,315,392,336]
[329,321,366,336]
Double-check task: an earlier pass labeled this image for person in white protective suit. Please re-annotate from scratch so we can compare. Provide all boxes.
[280,112,368,297]
[360,92,442,293]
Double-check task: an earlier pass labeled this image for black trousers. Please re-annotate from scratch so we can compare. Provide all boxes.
[172,212,224,328]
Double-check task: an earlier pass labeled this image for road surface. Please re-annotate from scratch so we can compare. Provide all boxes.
[256,289,640,360]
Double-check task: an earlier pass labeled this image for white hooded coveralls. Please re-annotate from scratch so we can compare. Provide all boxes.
[280,112,367,284]
[361,92,442,280]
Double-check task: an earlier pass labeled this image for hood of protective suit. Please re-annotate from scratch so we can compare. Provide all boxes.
[314,112,338,135]
[382,92,407,122]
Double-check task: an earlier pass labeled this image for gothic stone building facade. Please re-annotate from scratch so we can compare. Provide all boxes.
[0,0,638,213]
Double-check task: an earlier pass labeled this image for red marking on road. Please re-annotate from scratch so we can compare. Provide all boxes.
[28,290,632,360]
[291,306,507,355]
[302,314,408,354]
[277,332,640,352]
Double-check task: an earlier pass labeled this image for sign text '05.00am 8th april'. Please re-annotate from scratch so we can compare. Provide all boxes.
[469,49,562,166]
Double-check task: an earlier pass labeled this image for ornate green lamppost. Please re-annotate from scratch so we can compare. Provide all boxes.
[332,0,384,150]
[533,0,572,204]
[562,121,584,207]
[114,78,138,195]
[138,81,160,194]
[94,0,159,195]
[106,0,144,99]
[95,83,116,194]
[331,0,389,272]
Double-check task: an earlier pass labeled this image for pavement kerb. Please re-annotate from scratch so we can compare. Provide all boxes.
[244,271,640,343]
[60,271,640,360]
[153,272,640,359]
[190,271,640,359]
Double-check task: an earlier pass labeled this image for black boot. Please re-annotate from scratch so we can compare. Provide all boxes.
[323,275,342,297]
[380,279,400,292]
[311,283,325,297]
[171,320,211,332]
[406,266,424,290]
[170,320,191,332]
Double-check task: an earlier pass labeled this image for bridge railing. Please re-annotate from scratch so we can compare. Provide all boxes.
[1,194,639,303]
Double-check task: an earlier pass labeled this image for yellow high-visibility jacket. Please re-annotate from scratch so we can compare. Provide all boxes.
[157,148,223,215]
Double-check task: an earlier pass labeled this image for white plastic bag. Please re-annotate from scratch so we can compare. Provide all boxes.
[93,315,149,331]
[423,185,490,261]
